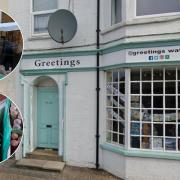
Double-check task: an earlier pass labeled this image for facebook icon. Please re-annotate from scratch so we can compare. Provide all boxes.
[149,56,153,60]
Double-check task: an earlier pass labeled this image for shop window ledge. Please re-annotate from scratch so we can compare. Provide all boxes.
[100,143,180,161]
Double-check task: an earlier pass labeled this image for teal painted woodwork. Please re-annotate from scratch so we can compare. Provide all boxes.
[101,143,180,161]
[2,99,11,161]
[22,38,180,59]
[37,87,59,149]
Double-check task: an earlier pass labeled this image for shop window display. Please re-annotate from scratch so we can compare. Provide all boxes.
[106,69,125,145]
[130,68,180,152]
[0,94,23,162]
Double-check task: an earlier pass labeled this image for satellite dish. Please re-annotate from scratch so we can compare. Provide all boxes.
[48,9,77,43]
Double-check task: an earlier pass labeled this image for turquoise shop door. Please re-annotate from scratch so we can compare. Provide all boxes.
[37,87,59,149]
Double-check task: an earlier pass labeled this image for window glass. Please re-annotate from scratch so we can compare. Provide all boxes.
[142,109,151,122]
[153,69,163,80]
[119,135,124,144]
[165,110,176,122]
[137,0,180,16]
[33,0,57,12]
[142,96,151,108]
[165,124,176,137]
[131,96,140,108]
[153,110,163,122]
[34,14,50,33]
[107,71,113,82]
[119,71,125,81]
[131,137,140,148]
[154,82,163,94]
[165,138,176,151]
[142,69,151,81]
[165,82,176,94]
[142,137,151,149]
[153,124,163,136]
[142,123,151,135]
[111,0,122,24]
[165,96,176,108]
[142,82,151,94]
[165,69,176,80]
[131,109,140,121]
[153,96,163,108]
[113,71,118,82]
[131,83,140,94]
[153,137,163,150]
[131,122,140,135]
[131,69,140,81]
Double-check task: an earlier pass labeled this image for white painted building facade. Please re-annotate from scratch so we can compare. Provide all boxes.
[4,0,180,179]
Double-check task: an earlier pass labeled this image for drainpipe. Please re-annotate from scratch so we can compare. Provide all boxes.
[96,0,100,170]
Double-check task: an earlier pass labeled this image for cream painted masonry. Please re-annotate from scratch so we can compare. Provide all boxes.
[4,0,180,180]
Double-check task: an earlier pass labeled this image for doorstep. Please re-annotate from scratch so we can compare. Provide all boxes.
[16,159,65,172]
[26,148,62,161]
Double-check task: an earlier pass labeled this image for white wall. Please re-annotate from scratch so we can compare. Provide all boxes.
[102,150,126,179]
[126,157,180,180]
[65,71,96,167]
[7,0,97,51]
[101,149,180,180]
[101,0,180,48]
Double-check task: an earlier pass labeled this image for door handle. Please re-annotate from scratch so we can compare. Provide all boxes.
[46,125,52,128]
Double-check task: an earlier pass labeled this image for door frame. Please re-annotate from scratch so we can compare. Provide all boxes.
[21,75,66,159]
[37,86,59,149]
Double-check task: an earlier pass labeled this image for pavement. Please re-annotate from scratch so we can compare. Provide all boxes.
[0,159,121,180]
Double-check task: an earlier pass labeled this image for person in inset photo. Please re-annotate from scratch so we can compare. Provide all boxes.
[0,94,23,162]
[0,11,23,79]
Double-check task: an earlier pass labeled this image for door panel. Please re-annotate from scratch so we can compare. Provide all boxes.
[37,87,59,149]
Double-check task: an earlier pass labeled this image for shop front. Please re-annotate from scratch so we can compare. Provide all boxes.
[100,41,180,180]
[19,40,180,179]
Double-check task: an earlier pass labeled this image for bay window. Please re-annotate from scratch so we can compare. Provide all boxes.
[106,67,180,153]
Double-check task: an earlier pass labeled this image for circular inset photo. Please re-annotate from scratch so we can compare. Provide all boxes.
[0,11,23,79]
[0,94,23,163]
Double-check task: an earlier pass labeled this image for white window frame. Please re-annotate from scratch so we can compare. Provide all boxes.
[135,0,180,19]
[30,0,58,37]
[105,67,180,154]
[111,0,122,25]
[129,67,180,153]
[106,69,126,147]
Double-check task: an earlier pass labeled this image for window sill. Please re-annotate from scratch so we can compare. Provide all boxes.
[101,14,180,36]
[28,34,51,41]
[101,22,125,35]
[101,143,180,161]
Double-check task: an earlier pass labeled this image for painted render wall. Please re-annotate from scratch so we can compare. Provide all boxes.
[65,71,97,167]
[7,0,180,52]
[125,157,180,180]
[7,0,97,52]
[101,0,180,48]
[102,150,126,179]
[101,149,180,180]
